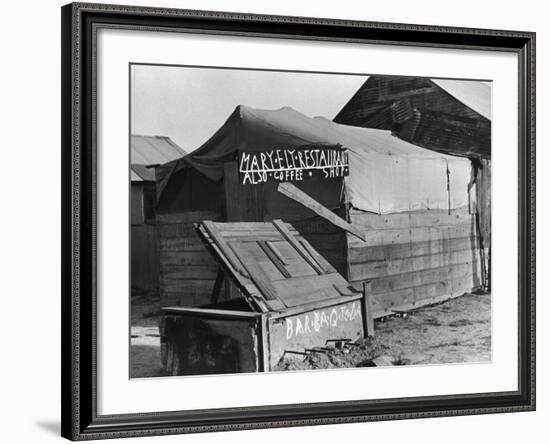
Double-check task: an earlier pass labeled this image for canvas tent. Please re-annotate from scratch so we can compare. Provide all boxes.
[157,105,473,215]
[155,105,482,314]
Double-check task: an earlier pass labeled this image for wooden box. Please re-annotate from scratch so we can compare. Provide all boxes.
[161,220,373,375]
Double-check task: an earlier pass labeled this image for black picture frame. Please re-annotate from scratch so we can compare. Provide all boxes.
[61,2,536,440]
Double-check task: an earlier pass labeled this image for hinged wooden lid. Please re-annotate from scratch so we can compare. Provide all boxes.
[196,220,359,313]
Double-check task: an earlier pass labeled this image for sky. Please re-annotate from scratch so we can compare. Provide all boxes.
[130,65,368,153]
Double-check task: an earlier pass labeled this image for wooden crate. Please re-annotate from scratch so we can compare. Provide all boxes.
[161,221,372,375]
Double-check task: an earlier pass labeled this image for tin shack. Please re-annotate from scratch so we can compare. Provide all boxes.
[155,105,482,318]
[130,135,186,293]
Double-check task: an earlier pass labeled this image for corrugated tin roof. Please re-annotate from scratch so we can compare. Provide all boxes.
[131,135,186,181]
[131,164,156,182]
[432,79,492,120]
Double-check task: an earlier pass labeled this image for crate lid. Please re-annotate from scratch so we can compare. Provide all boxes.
[195,220,360,313]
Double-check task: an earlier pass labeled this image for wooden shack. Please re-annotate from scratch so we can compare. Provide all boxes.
[130,135,186,293]
[334,76,491,290]
[155,105,482,317]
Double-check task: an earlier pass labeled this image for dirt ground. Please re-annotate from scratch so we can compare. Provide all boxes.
[130,292,491,378]
[130,293,163,378]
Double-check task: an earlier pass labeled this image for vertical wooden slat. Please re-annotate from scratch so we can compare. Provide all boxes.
[362,281,375,337]
[259,314,270,372]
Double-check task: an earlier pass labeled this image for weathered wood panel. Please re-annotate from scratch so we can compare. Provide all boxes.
[157,210,220,224]
[159,280,217,307]
[352,261,479,294]
[348,236,477,263]
[160,251,216,266]
[346,223,476,248]
[158,223,199,238]
[161,264,218,280]
[158,236,206,252]
[370,272,480,317]
[159,279,216,295]
[349,208,475,231]
[345,207,482,315]
[158,210,222,308]
[131,224,159,293]
[348,249,477,281]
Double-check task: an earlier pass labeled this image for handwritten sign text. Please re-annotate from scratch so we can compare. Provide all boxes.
[285,302,361,340]
[238,147,349,185]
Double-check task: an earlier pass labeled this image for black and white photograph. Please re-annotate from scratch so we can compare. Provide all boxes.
[129,65,492,378]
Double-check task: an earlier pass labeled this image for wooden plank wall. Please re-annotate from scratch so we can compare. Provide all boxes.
[157,210,222,308]
[131,224,159,293]
[346,208,482,317]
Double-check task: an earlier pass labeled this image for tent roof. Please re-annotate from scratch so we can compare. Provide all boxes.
[163,105,466,182]
[131,135,186,181]
[432,79,492,120]
[157,105,472,214]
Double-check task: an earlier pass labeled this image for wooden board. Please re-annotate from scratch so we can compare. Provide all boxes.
[348,249,478,281]
[345,205,482,316]
[349,208,475,230]
[346,224,476,248]
[160,251,216,266]
[369,272,480,317]
[272,274,351,307]
[348,236,477,263]
[159,236,206,252]
[277,182,366,241]
[157,223,202,238]
[198,222,275,312]
[157,210,221,224]
[161,264,219,281]
[159,279,217,307]
[356,261,479,295]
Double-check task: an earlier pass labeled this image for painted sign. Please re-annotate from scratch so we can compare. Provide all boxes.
[285,301,361,340]
[238,146,349,185]
[268,300,364,369]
